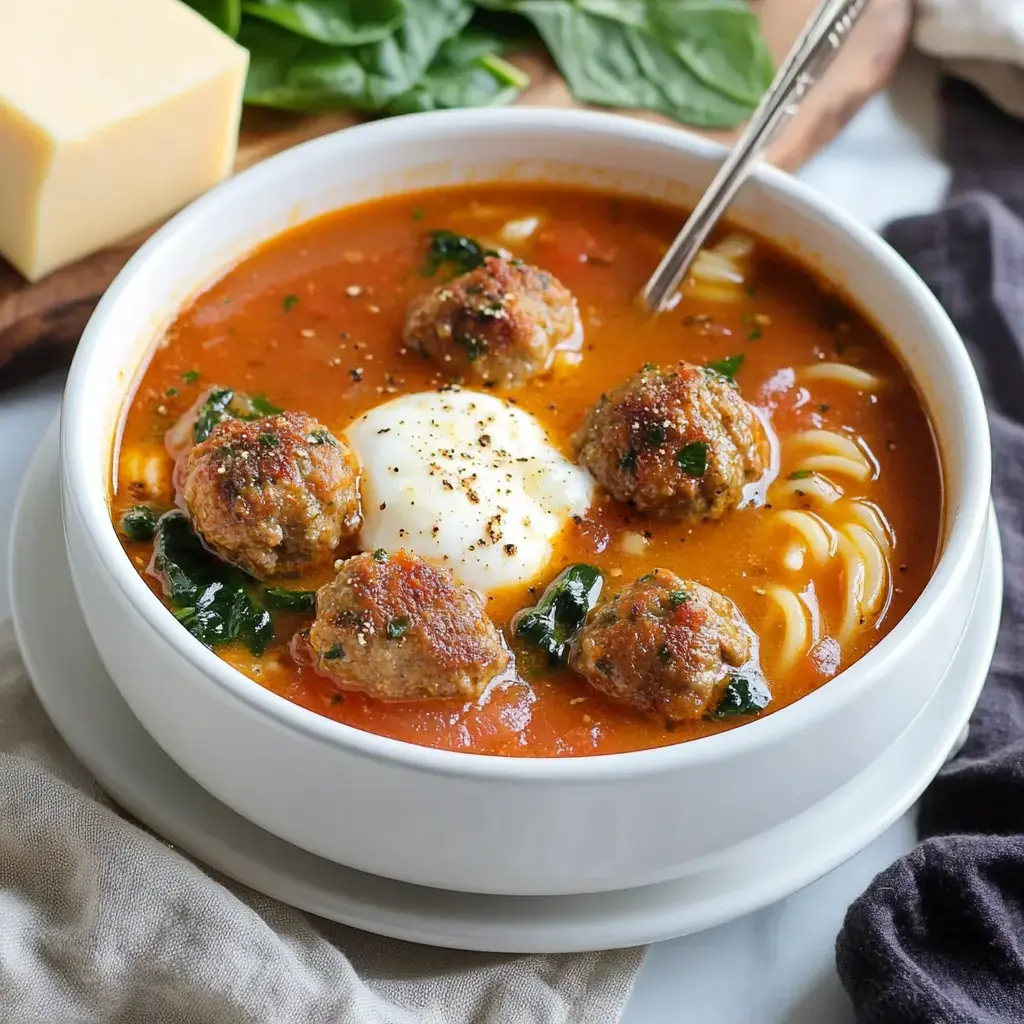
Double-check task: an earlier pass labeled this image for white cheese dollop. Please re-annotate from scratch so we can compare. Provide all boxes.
[345,390,593,593]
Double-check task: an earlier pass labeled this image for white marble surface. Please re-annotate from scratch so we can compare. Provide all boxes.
[0,54,951,1023]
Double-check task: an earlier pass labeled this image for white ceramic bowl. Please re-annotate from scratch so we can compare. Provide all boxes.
[61,109,991,897]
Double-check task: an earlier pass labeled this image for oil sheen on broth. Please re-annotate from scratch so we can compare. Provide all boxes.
[111,185,942,757]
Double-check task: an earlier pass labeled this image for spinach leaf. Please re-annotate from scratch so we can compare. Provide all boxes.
[478,0,770,128]
[192,388,285,444]
[184,0,242,37]
[119,505,161,543]
[264,586,317,613]
[386,27,529,115]
[242,0,473,111]
[514,563,603,667]
[152,512,274,655]
[675,441,709,477]
[421,229,497,276]
[704,352,745,382]
[708,673,771,719]
[241,0,406,46]
[193,388,238,444]
[249,393,284,416]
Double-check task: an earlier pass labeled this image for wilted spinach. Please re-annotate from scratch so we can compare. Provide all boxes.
[119,505,161,542]
[707,673,771,719]
[704,353,745,383]
[514,563,603,667]
[264,586,318,613]
[192,388,284,444]
[420,229,497,277]
[151,512,274,655]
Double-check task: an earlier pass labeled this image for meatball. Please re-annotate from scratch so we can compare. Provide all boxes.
[569,569,758,723]
[308,549,510,701]
[183,411,361,578]
[573,363,764,521]
[403,255,582,386]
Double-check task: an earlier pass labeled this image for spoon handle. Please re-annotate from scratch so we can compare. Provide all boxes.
[639,0,871,313]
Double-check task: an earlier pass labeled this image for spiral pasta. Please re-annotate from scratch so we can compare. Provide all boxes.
[763,420,893,666]
[119,444,173,502]
[799,362,884,392]
[687,233,755,303]
[764,585,819,674]
[786,430,875,482]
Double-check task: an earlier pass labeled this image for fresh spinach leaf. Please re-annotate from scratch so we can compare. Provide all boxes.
[704,352,745,382]
[264,586,317,612]
[477,0,770,128]
[386,26,529,114]
[514,563,603,667]
[646,0,774,108]
[184,0,242,37]
[242,0,474,111]
[152,512,274,655]
[241,0,406,46]
[421,229,496,276]
[707,672,771,719]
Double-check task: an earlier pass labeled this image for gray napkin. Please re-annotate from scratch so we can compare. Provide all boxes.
[0,622,644,1024]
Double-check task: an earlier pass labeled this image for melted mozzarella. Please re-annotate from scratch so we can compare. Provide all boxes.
[345,390,593,593]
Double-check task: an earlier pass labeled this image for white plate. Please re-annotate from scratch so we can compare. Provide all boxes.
[10,422,1002,953]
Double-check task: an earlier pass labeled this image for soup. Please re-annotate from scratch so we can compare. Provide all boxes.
[110,184,942,756]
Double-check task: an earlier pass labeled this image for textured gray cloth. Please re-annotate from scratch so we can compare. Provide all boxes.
[0,623,644,1023]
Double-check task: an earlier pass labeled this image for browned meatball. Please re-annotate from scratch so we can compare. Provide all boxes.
[308,549,510,701]
[573,363,764,521]
[403,255,582,386]
[183,411,361,578]
[569,569,760,723]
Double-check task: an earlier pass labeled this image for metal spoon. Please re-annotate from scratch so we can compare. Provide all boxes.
[640,0,871,313]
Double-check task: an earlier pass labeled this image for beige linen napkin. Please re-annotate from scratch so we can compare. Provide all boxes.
[0,623,644,1024]
[915,0,1024,117]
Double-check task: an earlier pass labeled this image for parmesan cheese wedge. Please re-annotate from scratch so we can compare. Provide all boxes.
[0,0,248,281]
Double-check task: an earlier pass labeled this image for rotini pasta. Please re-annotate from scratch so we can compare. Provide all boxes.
[686,233,754,303]
[765,418,894,661]
[799,362,885,392]
[837,523,891,643]
[119,444,173,501]
[774,509,838,571]
[785,430,875,482]
[764,585,819,674]
[771,472,844,507]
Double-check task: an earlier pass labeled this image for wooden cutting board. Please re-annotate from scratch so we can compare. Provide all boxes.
[0,0,911,388]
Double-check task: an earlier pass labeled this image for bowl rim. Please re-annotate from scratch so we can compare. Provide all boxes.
[61,106,992,782]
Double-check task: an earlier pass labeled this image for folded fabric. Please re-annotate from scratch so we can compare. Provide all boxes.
[0,621,643,1023]
[836,79,1024,1021]
[915,0,1024,117]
